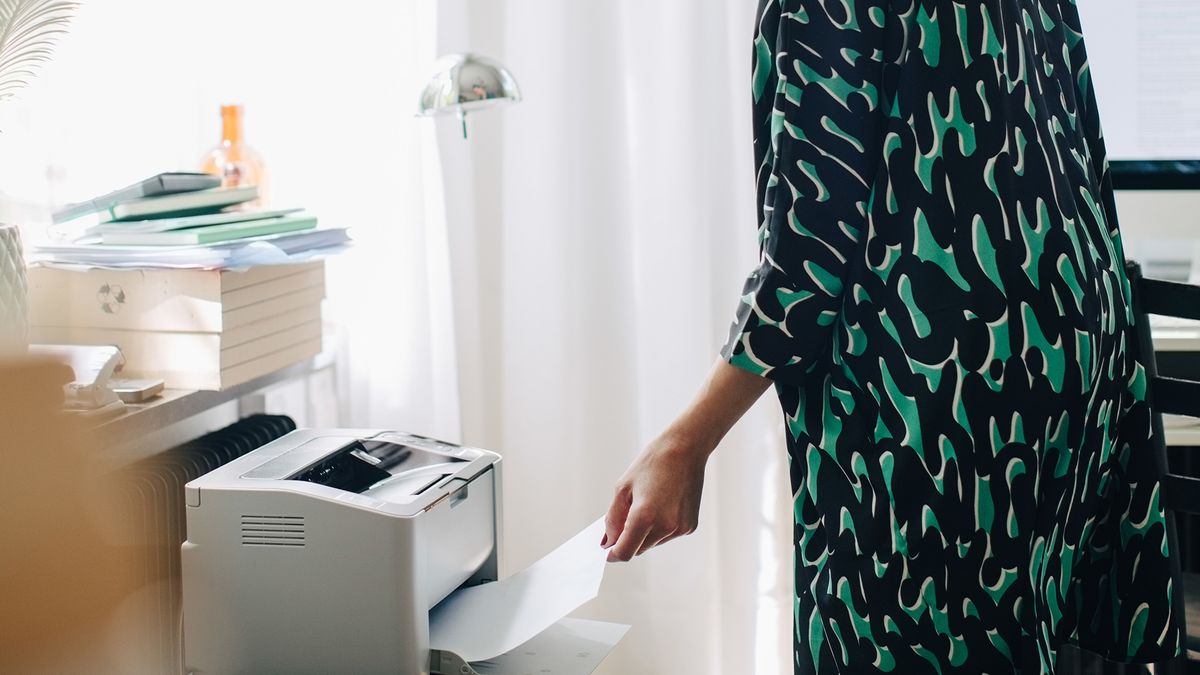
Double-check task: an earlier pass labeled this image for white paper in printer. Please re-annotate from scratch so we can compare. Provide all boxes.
[471,618,630,673]
[429,517,611,663]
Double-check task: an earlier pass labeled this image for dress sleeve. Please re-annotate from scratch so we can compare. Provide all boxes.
[722,0,889,384]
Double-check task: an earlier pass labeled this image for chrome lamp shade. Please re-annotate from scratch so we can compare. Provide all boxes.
[418,53,521,138]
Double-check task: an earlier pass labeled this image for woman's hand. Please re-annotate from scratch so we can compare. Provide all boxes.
[601,359,772,562]
[601,431,710,562]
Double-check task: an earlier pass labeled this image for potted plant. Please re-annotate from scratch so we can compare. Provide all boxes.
[0,0,77,354]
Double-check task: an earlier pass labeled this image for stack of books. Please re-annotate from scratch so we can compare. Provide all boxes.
[27,172,346,389]
[29,260,327,390]
[38,172,349,268]
[53,172,317,243]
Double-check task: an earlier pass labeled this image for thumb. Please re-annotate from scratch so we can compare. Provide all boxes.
[602,487,632,550]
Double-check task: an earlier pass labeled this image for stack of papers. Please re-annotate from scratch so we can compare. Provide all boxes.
[37,172,351,269]
[33,228,351,270]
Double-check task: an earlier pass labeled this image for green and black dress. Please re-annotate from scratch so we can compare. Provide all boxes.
[722,0,1183,672]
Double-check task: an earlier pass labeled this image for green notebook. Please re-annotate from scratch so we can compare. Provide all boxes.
[100,213,318,246]
[85,208,302,237]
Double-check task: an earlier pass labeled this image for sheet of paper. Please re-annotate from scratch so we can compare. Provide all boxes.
[429,517,608,664]
[470,618,629,674]
[29,228,351,270]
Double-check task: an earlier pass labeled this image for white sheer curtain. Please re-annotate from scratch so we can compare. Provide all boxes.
[0,0,458,438]
[1,1,795,669]
[435,2,794,672]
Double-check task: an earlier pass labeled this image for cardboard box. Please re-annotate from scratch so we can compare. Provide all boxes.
[29,261,325,332]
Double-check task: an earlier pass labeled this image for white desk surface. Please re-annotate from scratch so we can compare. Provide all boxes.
[1152,320,1200,446]
[1155,328,1200,353]
[1166,417,1200,447]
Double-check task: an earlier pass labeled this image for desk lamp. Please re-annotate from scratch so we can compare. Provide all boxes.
[418,53,521,139]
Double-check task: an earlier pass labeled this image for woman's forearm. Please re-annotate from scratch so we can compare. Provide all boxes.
[661,358,773,460]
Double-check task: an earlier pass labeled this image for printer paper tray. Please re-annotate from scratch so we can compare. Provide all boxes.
[431,618,628,675]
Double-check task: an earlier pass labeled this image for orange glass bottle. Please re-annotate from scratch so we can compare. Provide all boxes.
[201,104,268,205]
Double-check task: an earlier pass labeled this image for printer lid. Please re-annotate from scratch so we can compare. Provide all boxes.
[187,430,499,517]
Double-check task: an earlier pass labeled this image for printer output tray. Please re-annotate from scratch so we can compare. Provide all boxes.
[431,618,628,675]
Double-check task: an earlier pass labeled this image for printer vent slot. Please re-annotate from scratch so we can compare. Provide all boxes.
[241,515,306,547]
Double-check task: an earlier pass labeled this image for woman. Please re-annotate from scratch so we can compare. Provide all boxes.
[601,0,1183,672]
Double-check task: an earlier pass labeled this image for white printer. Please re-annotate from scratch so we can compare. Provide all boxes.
[181,429,623,675]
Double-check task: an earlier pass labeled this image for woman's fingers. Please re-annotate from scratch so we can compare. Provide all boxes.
[611,507,697,561]
[602,486,632,550]
[636,513,698,556]
[607,508,655,562]
[636,528,679,557]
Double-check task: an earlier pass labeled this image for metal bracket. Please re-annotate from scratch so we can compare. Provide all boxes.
[430,649,478,675]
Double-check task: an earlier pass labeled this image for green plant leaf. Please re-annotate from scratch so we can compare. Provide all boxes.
[0,0,78,103]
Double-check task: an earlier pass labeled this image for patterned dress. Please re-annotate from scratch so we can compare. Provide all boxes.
[721,1,1183,672]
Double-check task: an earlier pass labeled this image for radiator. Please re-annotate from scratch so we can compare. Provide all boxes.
[115,414,296,675]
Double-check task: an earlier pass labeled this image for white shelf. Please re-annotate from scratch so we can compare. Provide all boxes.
[95,352,333,469]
